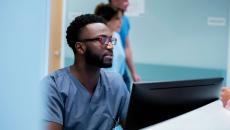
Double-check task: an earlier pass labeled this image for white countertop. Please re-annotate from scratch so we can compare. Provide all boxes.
[142,100,230,130]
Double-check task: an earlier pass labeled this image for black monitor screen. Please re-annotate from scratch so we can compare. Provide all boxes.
[125,77,223,130]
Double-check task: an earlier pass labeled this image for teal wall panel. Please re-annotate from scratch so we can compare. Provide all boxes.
[0,0,50,129]
[135,63,226,82]
[63,0,229,84]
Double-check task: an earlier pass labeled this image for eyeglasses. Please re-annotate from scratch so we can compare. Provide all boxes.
[79,35,117,46]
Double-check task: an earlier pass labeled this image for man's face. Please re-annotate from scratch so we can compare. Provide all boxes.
[111,0,129,11]
[80,23,114,68]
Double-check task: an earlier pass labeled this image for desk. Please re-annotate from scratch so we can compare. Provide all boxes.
[142,100,230,130]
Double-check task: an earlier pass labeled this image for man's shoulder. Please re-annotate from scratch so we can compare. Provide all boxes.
[101,69,122,80]
[100,69,129,97]
[48,67,69,78]
[41,67,70,86]
[100,69,126,89]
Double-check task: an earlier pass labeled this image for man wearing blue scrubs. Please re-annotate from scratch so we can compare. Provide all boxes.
[42,14,130,130]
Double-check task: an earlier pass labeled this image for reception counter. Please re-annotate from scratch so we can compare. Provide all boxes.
[142,100,230,130]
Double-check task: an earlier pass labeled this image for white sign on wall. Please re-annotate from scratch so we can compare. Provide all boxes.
[208,17,226,26]
[126,0,145,17]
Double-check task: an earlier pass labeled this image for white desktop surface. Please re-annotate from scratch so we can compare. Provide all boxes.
[142,100,230,130]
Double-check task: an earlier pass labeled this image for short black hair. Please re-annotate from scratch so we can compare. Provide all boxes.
[66,14,106,54]
[94,3,120,22]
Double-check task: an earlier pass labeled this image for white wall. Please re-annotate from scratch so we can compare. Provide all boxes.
[0,0,50,129]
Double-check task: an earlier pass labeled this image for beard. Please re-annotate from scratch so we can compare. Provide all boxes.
[85,48,113,68]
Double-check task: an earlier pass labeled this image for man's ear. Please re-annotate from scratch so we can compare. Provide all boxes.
[75,42,86,54]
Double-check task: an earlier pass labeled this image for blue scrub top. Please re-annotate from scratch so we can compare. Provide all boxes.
[119,15,130,48]
[105,32,126,76]
[42,67,130,130]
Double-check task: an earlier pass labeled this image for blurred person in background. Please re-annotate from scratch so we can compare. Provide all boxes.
[95,3,126,86]
[109,0,141,91]
[220,87,230,110]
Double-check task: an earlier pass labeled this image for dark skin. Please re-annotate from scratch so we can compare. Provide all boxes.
[70,23,113,95]
[46,122,62,130]
[46,23,126,130]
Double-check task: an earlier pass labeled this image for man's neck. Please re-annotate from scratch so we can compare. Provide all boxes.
[70,64,100,95]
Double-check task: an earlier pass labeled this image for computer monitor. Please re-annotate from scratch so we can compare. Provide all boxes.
[125,77,224,130]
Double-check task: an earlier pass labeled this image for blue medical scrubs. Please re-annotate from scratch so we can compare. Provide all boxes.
[42,67,130,130]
